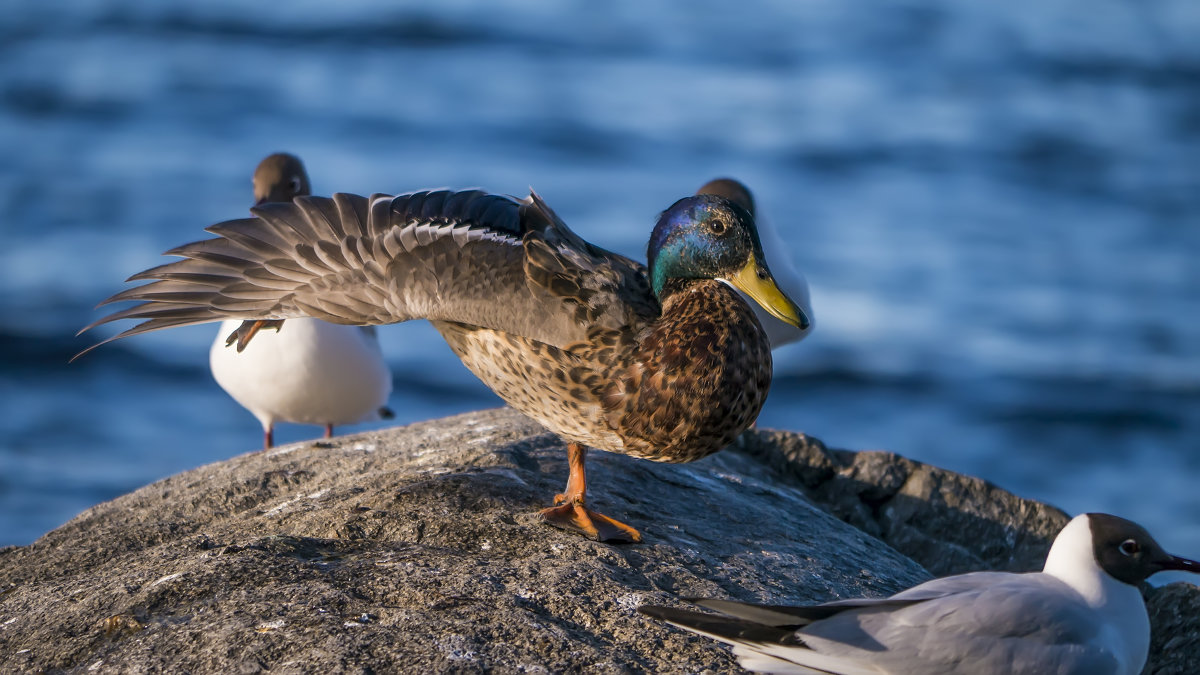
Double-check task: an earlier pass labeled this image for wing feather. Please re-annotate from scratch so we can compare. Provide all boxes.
[638,605,881,675]
[78,188,660,357]
[333,192,369,238]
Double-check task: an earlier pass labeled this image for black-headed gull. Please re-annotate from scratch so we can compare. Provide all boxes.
[640,513,1198,674]
[208,153,393,449]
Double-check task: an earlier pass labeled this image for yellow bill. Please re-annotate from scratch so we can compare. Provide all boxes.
[725,256,810,329]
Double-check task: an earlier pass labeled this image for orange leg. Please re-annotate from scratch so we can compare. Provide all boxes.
[538,442,642,543]
[324,424,334,439]
[263,425,274,450]
[224,320,286,352]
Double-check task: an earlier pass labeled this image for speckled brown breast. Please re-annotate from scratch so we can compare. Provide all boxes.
[433,280,772,463]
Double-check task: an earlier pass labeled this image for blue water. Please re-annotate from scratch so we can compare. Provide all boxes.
[2,1,1199,577]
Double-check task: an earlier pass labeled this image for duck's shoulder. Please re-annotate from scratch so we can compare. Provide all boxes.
[518,192,660,333]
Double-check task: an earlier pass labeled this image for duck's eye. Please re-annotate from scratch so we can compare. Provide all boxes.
[289,176,303,194]
[709,219,727,235]
[1119,539,1140,556]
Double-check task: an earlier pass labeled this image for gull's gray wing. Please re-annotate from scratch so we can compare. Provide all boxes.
[638,605,869,675]
[798,574,1121,674]
[681,575,1014,629]
[76,189,658,359]
[646,573,1122,674]
[692,593,934,628]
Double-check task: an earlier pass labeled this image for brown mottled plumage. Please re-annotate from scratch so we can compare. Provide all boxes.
[437,279,770,464]
[77,188,807,542]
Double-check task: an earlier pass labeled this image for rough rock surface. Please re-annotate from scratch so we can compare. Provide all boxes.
[0,408,927,673]
[0,407,1194,673]
[736,430,1072,575]
[1146,583,1200,675]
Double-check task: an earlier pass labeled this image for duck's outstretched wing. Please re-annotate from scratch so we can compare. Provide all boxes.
[76,189,658,359]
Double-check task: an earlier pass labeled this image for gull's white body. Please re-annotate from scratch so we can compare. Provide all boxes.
[697,179,812,350]
[210,318,392,435]
[753,214,813,349]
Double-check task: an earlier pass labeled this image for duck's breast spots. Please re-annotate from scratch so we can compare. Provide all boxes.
[609,282,772,462]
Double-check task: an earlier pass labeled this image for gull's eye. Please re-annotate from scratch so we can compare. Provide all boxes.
[1119,539,1141,557]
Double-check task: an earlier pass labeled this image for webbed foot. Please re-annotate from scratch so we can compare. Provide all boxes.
[539,500,642,543]
[537,441,642,543]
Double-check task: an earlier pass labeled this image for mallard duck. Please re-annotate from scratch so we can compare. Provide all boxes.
[78,188,809,542]
[208,153,394,450]
[696,178,814,349]
[640,513,1200,674]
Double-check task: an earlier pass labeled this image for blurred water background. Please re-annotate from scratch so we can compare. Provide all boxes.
[2,1,1198,576]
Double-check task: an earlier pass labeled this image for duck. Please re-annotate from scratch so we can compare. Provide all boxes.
[78,187,809,542]
[217,153,395,449]
[696,178,813,349]
[640,513,1200,674]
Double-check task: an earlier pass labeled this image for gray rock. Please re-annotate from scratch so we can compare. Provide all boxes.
[737,429,1072,575]
[0,408,927,674]
[0,407,1193,673]
[1145,582,1200,675]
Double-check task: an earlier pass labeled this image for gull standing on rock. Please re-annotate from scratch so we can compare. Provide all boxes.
[76,186,808,543]
[209,153,394,449]
[697,178,813,349]
[640,512,1199,674]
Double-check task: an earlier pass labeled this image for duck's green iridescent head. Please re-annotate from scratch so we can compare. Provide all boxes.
[647,195,810,329]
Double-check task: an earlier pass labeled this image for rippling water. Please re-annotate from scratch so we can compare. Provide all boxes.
[2,1,1198,575]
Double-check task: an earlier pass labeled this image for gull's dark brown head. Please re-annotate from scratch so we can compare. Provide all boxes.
[252,152,310,205]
